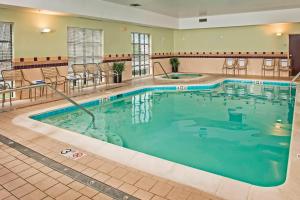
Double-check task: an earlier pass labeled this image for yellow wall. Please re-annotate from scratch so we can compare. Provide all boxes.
[2,7,300,58]
[0,8,174,57]
[174,23,300,52]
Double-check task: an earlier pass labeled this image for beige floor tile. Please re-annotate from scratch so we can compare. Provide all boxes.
[72,163,87,172]
[0,156,15,165]
[105,177,123,188]
[47,170,63,179]
[20,189,47,200]
[0,189,11,200]
[45,183,70,198]
[150,181,173,197]
[3,195,19,200]
[109,167,128,179]
[3,159,23,169]
[0,173,18,185]
[31,162,45,169]
[135,176,157,191]
[122,172,143,185]
[79,186,98,198]
[18,168,39,179]
[93,172,110,182]
[26,173,48,184]
[56,189,81,200]
[82,168,98,177]
[3,178,27,191]
[68,181,86,191]
[57,175,74,185]
[10,163,30,174]
[0,168,10,177]
[167,187,191,200]
[11,183,36,198]
[151,196,168,200]
[133,189,154,200]
[92,193,114,200]
[86,159,104,169]
[119,183,138,195]
[98,162,116,173]
[77,196,91,200]
[38,166,53,174]
[35,177,58,191]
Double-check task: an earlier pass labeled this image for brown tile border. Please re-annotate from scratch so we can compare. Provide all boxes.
[0,134,138,200]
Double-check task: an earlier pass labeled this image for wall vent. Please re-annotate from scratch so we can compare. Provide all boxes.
[199,18,208,23]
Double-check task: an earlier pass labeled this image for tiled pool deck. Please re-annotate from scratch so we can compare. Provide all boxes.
[0,74,300,200]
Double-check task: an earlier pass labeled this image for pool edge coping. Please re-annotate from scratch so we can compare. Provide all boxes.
[12,78,300,200]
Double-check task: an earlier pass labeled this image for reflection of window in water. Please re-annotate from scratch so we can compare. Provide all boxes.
[132,92,152,124]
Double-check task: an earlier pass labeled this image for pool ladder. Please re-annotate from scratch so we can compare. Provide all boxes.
[46,84,96,129]
[152,62,170,79]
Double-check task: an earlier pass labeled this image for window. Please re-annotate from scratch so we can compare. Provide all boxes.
[67,27,103,71]
[131,32,151,77]
[0,22,13,78]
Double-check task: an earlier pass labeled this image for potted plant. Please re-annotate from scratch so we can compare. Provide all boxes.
[112,62,125,83]
[170,57,180,73]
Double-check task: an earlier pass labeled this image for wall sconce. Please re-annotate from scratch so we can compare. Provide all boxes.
[41,28,51,33]
[276,32,283,37]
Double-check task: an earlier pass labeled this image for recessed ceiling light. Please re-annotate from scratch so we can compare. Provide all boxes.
[130,3,141,7]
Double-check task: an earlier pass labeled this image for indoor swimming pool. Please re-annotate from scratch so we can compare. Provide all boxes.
[31,80,296,187]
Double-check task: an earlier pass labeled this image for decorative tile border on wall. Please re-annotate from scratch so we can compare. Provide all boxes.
[151,51,288,59]
[0,133,139,200]
[12,51,288,70]
[13,56,68,70]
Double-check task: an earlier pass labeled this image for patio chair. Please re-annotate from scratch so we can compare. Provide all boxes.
[98,62,114,85]
[86,63,103,86]
[1,69,31,101]
[262,58,275,77]
[41,67,67,96]
[71,64,86,89]
[222,58,237,75]
[0,83,7,107]
[278,58,291,77]
[236,58,248,75]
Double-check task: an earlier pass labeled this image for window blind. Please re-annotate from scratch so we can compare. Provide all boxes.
[0,22,13,78]
[131,32,151,77]
[67,27,103,72]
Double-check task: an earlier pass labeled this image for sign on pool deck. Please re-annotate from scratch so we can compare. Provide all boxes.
[60,148,86,160]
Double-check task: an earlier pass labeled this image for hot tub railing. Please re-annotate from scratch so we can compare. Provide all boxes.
[152,62,170,79]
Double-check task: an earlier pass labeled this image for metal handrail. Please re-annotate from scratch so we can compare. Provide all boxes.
[290,72,300,90]
[0,82,96,128]
[46,84,96,129]
[152,62,170,78]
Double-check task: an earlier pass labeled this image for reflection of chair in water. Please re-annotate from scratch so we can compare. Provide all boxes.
[236,85,248,97]
[278,87,290,101]
[223,83,236,96]
[261,85,275,99]
[228,108,244,123]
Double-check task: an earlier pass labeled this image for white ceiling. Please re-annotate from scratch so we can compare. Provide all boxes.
[102,0,300,18]
[1,0,300,29]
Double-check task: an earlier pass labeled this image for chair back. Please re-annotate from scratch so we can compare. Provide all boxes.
[1,69,24,82]
[72,64,86,75]
[278,59,290,69]
[99,62,112,72]
[224,58,236,67]
[237,58,248,68]
[86,63,98,74]
[41,67,59,79]
[263,59,275,68]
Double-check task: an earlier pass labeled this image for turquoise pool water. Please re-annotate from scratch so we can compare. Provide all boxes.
[32,81,296,186]
[162,73,202,79]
